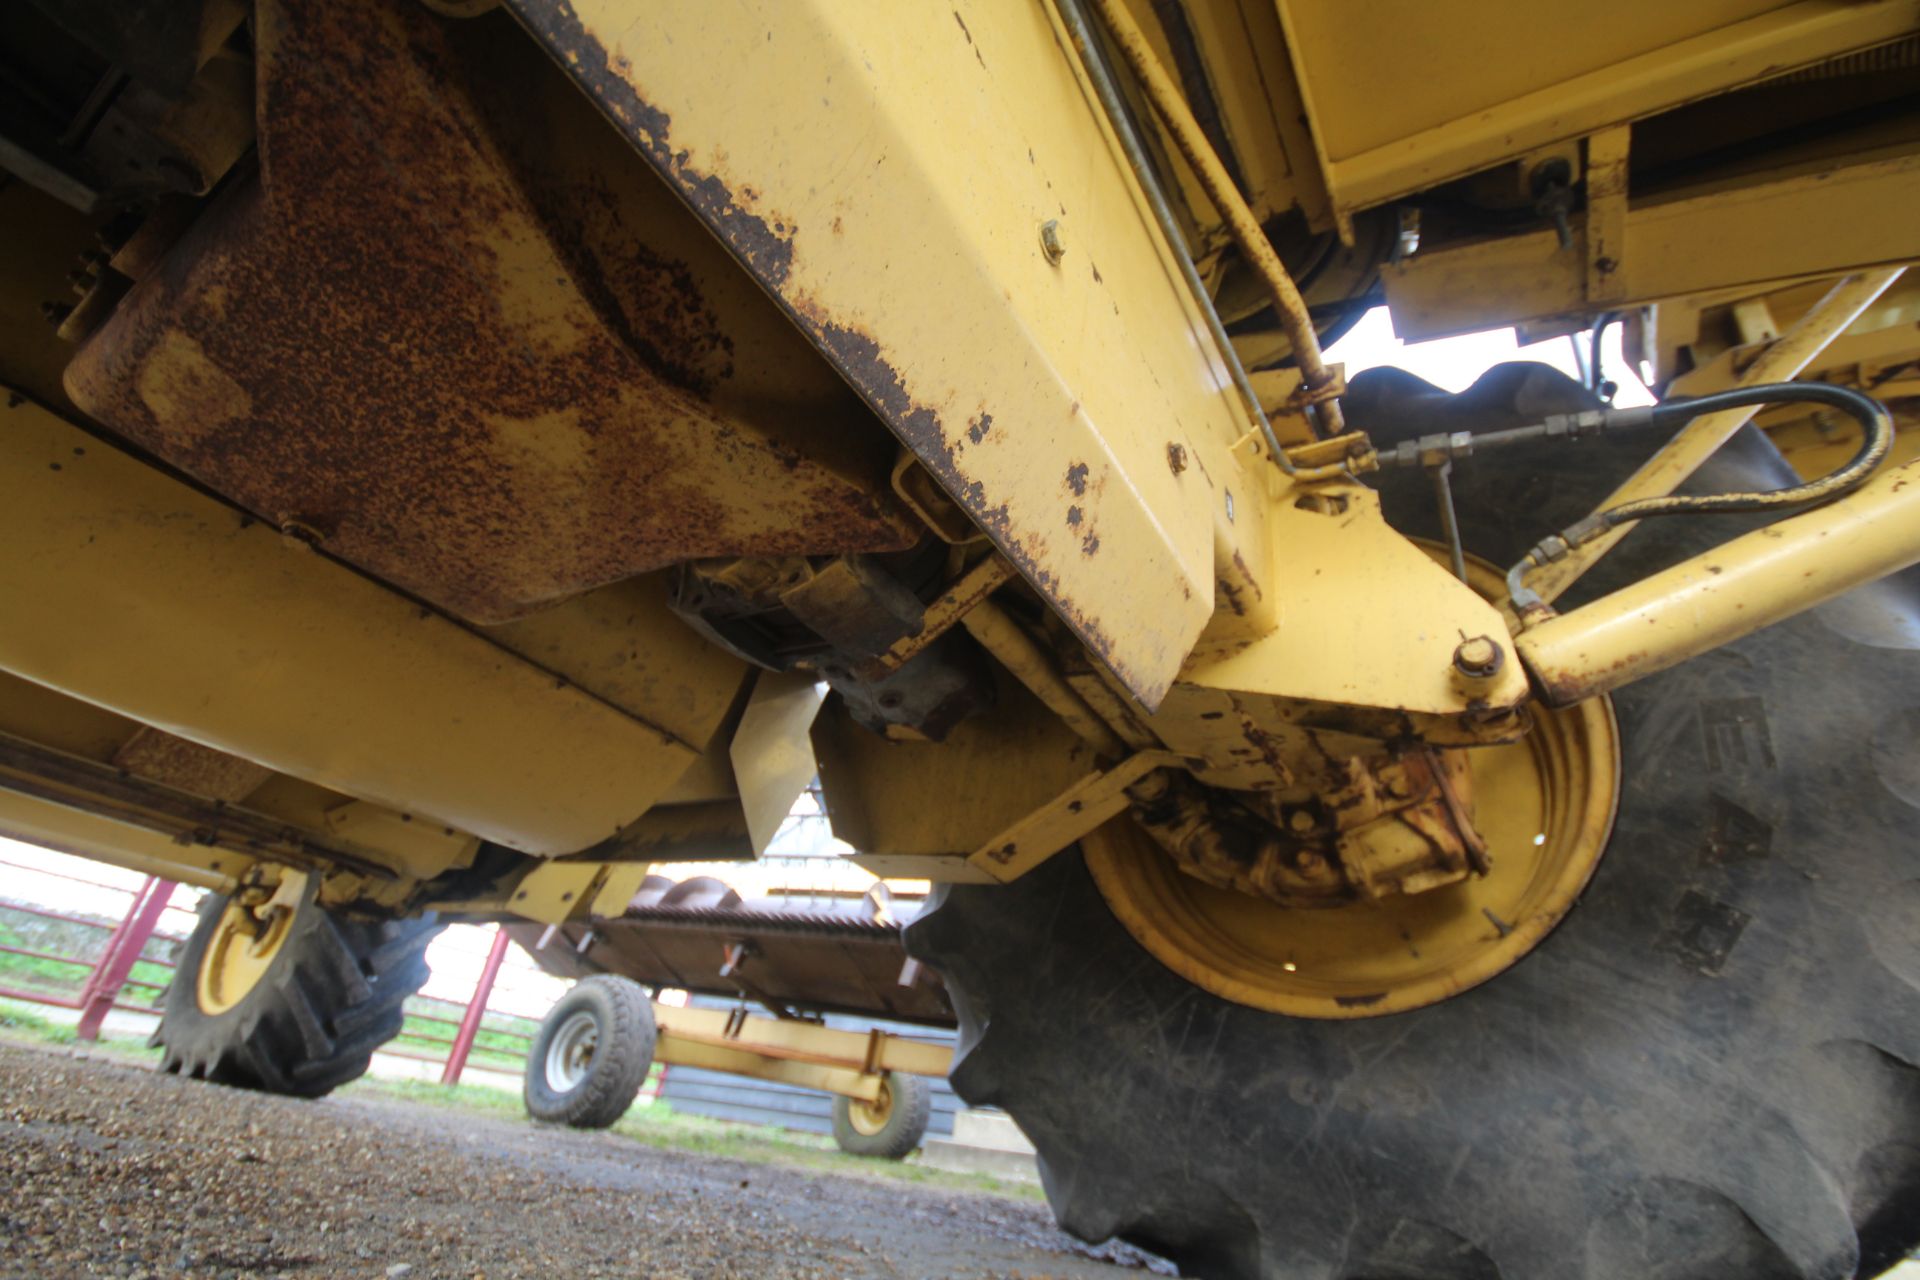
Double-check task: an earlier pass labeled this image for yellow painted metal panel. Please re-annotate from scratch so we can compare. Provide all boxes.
[510,0,1273,706]
[0,395,696,856]
[1384,154,1920,340]
[481,575,750,751]
[0,789,242,892]
[1282,0,1783,160]
[1278,0,1920,213]
[1173,487,1529,717]
[730,670,828,856]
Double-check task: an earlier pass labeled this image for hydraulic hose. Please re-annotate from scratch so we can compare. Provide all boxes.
[1499,381,1895,614]
[1085,0,1344,437]
[1598,383,1892,519]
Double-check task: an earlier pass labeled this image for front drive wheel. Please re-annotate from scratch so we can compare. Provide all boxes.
[155,872,442,1098]
[907,429,1920,1279]
[831,1071,932,1160]
[523,975,656,1128]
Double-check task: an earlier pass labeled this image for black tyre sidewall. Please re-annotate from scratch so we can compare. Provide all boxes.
[908,426,1920,1279]
[158,879,320,1087]
[156,879,440,1098]
[831,1071,933,1160]
[523,975,656,1129]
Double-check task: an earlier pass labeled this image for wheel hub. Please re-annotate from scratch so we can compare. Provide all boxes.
[1088,553,1620,1019]
[544,1010,600,1091]
[847,1078,895,1136]
[195,871,307,1016]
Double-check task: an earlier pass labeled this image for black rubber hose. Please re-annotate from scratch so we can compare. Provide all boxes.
[1505,381,1895,612]
[1603,381,1893,521]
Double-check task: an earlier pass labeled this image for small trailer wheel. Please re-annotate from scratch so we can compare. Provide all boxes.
[831,1071,932,1160]
[523,975,656,1129]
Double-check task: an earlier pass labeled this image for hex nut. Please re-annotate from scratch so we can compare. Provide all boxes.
[1453,635,1505,680]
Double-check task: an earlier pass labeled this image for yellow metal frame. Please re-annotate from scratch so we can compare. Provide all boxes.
[0,788,243,892]
[650,1001,951,1104]
[0,391,699,857]
[1518,454,1920,705]
[1385,154,1920,341]
[1527,270,1906,604]
[1276,0,1920,227]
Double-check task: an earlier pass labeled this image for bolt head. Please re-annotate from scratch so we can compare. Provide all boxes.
[1453,635,1505,680]
[1039,219,1065,265]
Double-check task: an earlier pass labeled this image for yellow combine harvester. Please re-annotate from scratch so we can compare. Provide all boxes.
[3,0,1918,1274]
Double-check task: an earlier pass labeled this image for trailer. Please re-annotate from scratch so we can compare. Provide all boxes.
[510,874,955,1158]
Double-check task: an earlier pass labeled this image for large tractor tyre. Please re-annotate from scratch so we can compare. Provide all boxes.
[831,1071,933,1160]
[523,975,657,1129]
[155,875,441,1098]
[907,424,1920,1279]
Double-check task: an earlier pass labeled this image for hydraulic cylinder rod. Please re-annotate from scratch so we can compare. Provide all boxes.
[1515,454,1920,706]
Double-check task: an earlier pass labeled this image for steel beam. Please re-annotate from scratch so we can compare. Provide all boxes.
[1526,269,1906,604]
[1517,455,1920,705]
[650,1000,951,1103]
[0,393,699,856]
[1384,155,1920,341]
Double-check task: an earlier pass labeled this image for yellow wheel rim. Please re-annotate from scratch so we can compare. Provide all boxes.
[195,874,305,1015]
[848,1078,895,1136]
[1087,555,1621,1019]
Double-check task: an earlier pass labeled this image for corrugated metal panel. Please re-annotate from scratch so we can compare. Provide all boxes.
[659,997,959,1143]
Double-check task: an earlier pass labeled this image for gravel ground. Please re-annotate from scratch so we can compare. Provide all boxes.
[0,1042,1165,1280]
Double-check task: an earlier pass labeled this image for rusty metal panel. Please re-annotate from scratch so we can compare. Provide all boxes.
[506,910,955,1027]
[63,0,919,625]
[111,726,271,803]
[508,0,1266,706]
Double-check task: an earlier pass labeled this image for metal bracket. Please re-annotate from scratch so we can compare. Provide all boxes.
[967,749,1192,881]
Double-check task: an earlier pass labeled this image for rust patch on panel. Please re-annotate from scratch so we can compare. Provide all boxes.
[64,0,915,624]
[507,0,1170,702]
[112,726,272,804]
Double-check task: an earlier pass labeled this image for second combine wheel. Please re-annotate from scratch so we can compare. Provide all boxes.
[154,870,441,1098]
[908,424,1920,1280]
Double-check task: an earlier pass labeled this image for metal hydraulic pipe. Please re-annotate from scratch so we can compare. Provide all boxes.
[1054,0,1295,472]
[1086,0,1344,434]
[1525,267,1905,603]
[1515,454,1920,707]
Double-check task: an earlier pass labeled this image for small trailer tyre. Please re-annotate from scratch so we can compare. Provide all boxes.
[831,1071,932,1160]
[523,975,657,1129]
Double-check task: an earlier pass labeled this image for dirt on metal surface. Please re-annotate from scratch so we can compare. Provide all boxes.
[64,0,915,627]
[0,1042,1161,1279]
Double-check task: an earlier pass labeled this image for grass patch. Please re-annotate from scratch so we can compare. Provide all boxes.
[0,919,172,1008]
[340,1072,1043,1202]
[0,997,161,1064]
[0,998,77,1044]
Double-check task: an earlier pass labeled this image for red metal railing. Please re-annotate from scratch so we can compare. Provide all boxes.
[0,857,188,1030]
